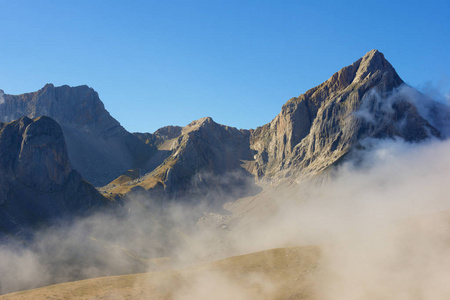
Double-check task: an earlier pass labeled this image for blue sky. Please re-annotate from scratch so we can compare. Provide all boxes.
[0,0,449,133]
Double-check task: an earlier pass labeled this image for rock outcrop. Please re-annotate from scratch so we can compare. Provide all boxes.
[0,85,154,186]
[0,116,108,237]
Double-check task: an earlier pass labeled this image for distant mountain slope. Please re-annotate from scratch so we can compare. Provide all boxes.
[103,117,259,203]
[0,84,154,186]
[134,125,183,148]
[0,116,108,237]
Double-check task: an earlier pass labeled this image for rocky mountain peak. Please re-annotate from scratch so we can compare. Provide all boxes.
[188,116,212,126]
[353,49,401,84]
[250,50,440,183]
[153,125,183,140]
[43,83,55,89]
[0,84,109,132]
[183,117,215,132]
[315,49,403,99]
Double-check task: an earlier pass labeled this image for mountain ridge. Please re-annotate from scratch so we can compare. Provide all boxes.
[105,49,443,199]
[0,84,155,186]
[0,50,446,202]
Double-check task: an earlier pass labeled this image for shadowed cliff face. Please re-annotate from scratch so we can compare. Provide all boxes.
[0,116,108,237]
[0,85,154,186]
[16,116,72,191]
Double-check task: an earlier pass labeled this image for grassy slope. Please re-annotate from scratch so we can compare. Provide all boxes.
[0,246,320,300]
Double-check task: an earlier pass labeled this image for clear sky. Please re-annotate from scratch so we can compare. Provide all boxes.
[0,0,449,133]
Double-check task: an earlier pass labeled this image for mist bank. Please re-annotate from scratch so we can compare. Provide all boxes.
[1,135,450,298]
[169,137,450,300]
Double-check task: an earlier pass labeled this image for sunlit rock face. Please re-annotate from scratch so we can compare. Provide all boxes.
[250,50,442,183]
[0,116,107,237]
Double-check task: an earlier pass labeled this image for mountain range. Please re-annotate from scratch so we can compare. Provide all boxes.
[0,49,448,237]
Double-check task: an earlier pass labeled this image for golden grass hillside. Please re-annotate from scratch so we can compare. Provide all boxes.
[0,246,320,300]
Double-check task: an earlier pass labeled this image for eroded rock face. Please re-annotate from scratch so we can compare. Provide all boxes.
[0,85,154,186]
[248,50,443,183]
[162,117,254,196]
[0,117,107,237]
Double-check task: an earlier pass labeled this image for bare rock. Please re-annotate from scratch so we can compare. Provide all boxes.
[0,85,154,186]
[0,117,108,237]
[250,49,442,183]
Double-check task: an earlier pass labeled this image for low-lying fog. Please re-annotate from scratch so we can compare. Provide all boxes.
[1,137,449,299]
[1,85,450,298]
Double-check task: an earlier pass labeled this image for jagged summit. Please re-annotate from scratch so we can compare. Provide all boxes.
[153,125,182,139]
[288,49,402,106]
[353,49,402,87]
[43,83,54,89]
[183,116,215,131]
[250,50,440,182]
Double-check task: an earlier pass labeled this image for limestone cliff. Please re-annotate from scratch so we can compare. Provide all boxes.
[250,50,442,183]
[0,116,108,237]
